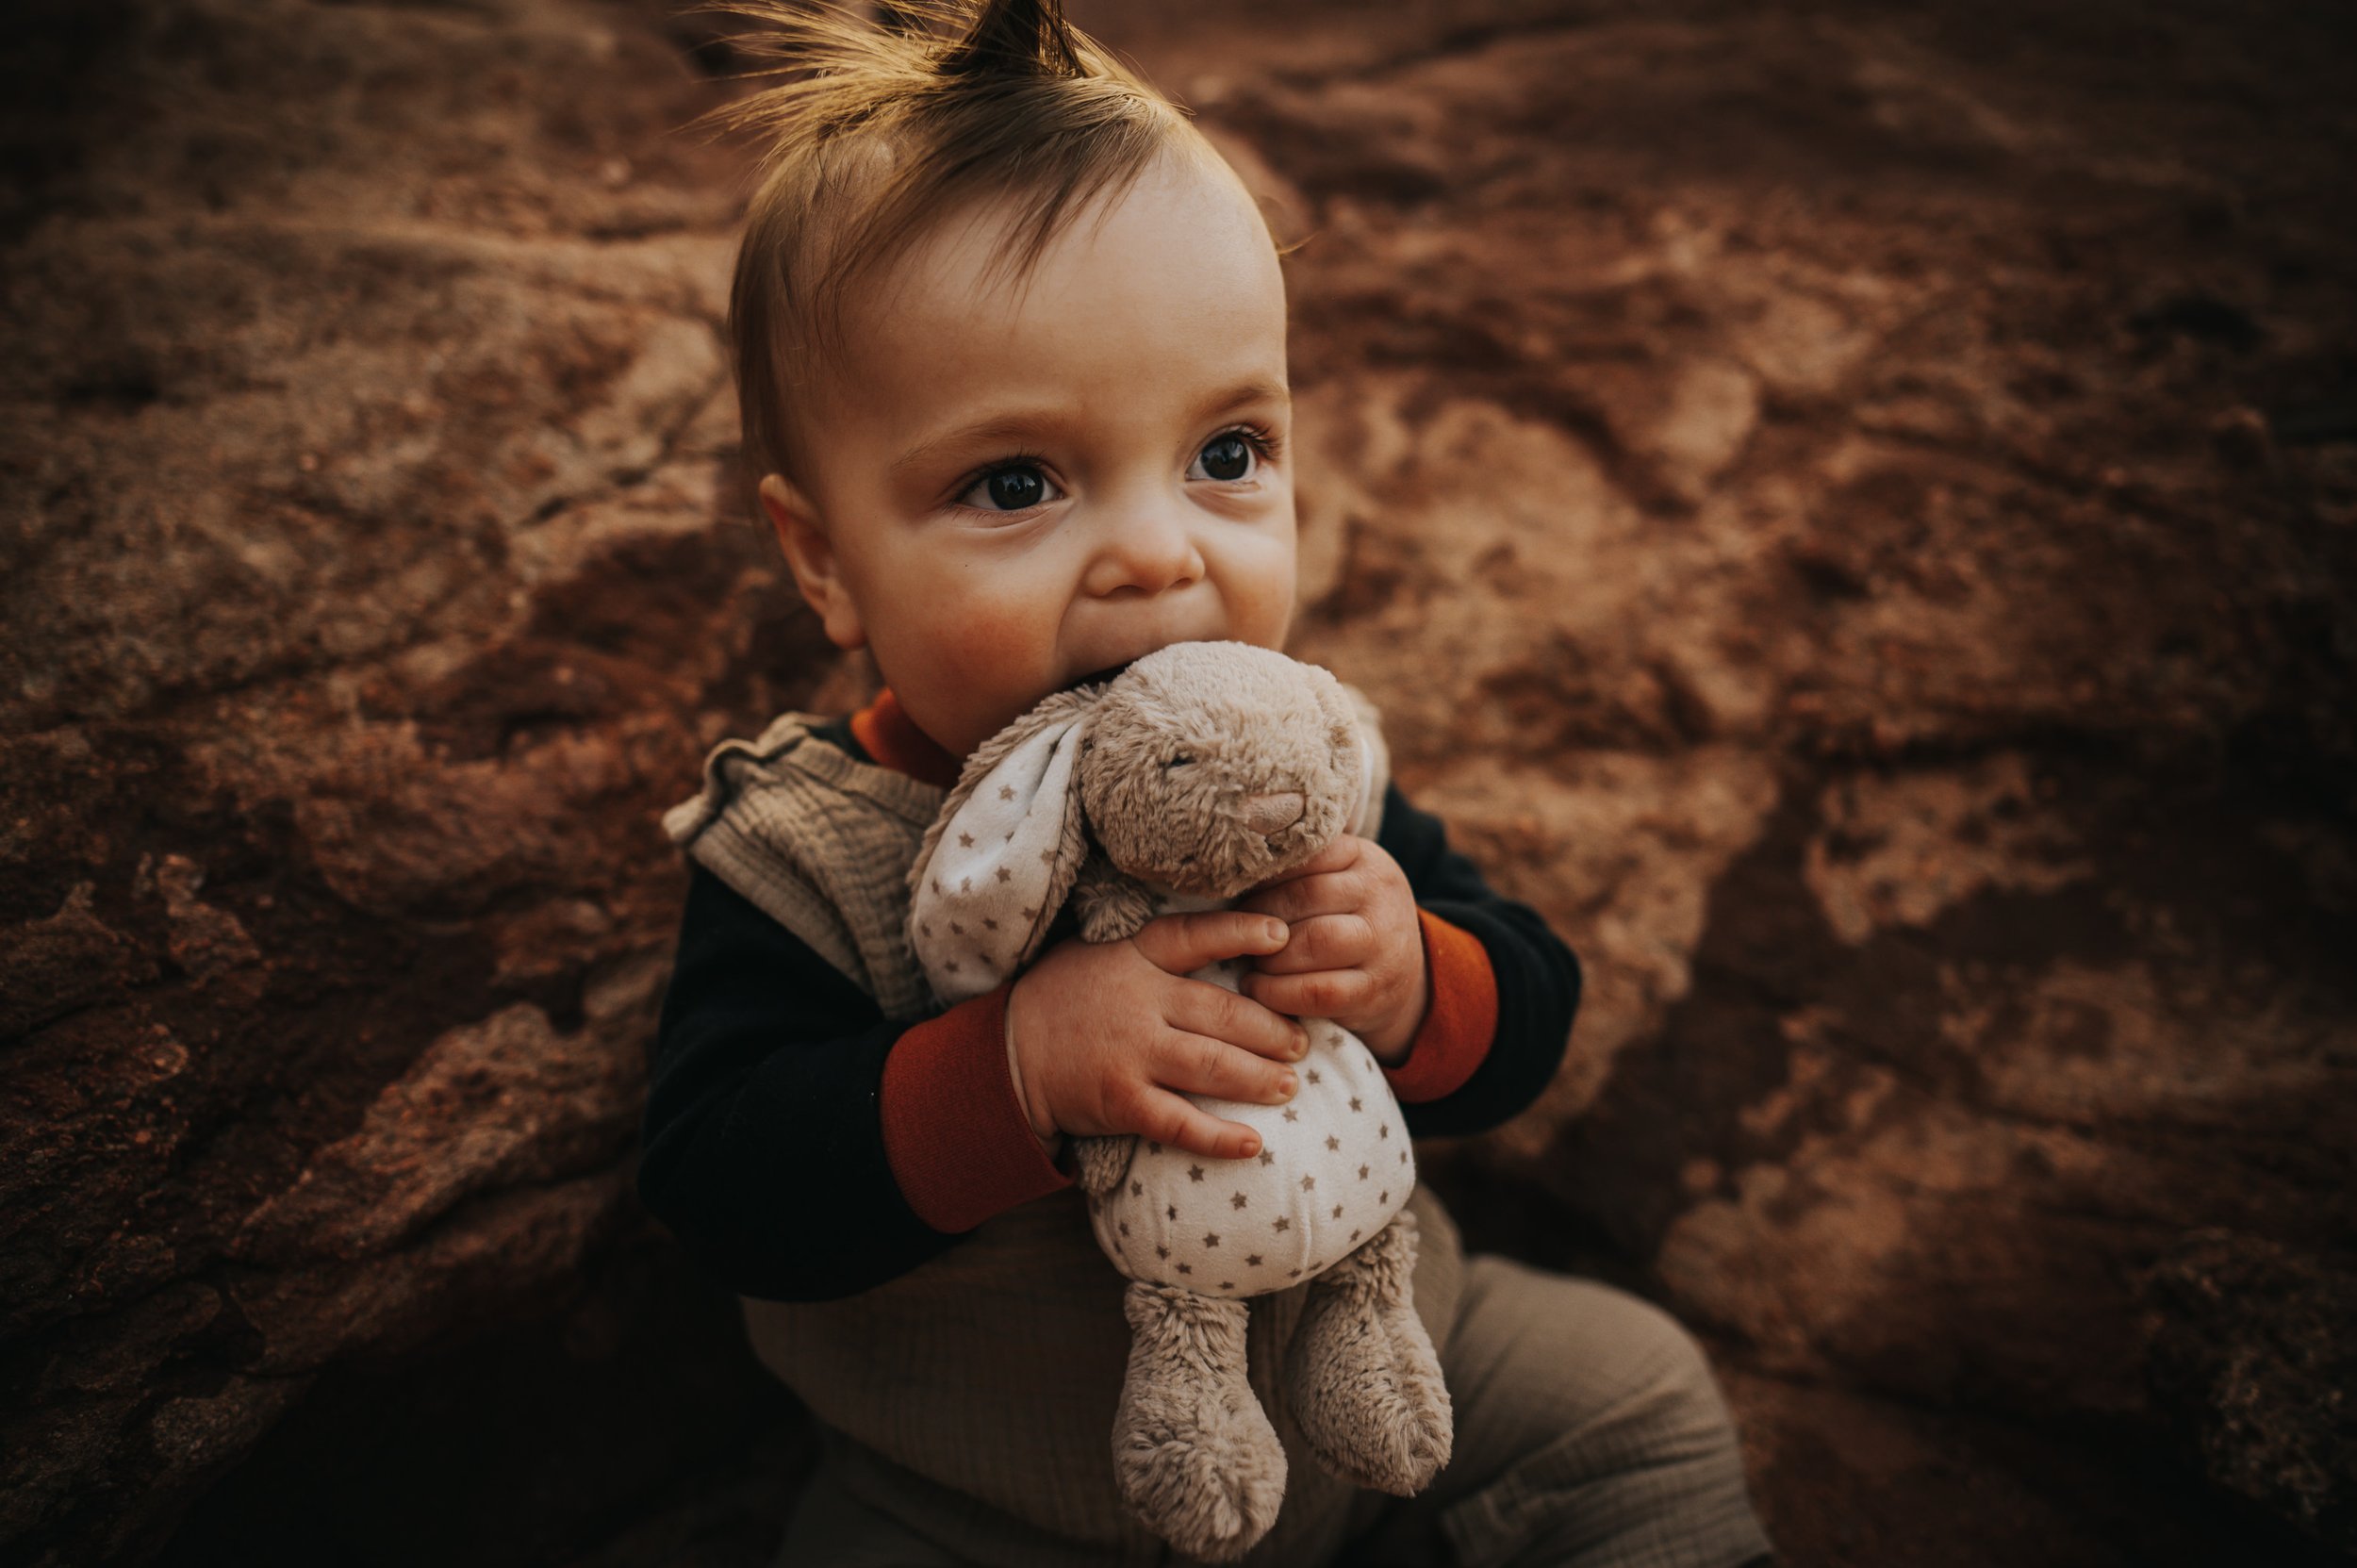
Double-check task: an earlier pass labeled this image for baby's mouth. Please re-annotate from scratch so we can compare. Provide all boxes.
[1059,659,1136,693]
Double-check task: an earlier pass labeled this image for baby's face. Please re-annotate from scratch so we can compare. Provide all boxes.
[761,149,1296,760]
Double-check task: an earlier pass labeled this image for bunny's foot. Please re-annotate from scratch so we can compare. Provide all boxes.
[1283,1208,1453,1495]
[1113,1281,1287,1563]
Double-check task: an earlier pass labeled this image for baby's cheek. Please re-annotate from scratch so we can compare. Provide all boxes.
[1219,527,1298,650]
[934,604,1033,675]
[907,605,1057,712]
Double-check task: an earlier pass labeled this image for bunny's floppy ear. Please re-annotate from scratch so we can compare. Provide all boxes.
[908,686,1101,1004]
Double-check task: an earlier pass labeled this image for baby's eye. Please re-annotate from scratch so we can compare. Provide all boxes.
[1186,432,1261,484]
[958,463,1063,513]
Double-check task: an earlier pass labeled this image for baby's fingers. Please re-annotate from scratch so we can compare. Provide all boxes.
[1241,966,1374,1019]
[1153,1029,1299,1108]
[1128,1086,1265,1164]
[1165,977,1309,1062]
[1256,912,1374,976]
[1131,910,1291,976]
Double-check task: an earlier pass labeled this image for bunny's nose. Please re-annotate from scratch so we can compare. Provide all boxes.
[1243,791,1305,837]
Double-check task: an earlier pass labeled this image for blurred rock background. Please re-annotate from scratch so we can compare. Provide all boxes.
[1,1,2350,1563]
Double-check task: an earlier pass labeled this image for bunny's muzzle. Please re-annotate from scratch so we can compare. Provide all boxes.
[1242,791,1305,836]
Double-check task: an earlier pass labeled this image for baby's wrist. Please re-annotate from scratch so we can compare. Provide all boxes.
[1003,989,1061,1147]
[1366,1016,1417,1066]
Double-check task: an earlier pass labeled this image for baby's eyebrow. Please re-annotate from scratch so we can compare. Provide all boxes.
[889,377,1291,479]
[891,408,1077,479]
[1184,375,1292,426]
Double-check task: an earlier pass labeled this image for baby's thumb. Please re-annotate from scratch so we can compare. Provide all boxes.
[1131,911,1289,976]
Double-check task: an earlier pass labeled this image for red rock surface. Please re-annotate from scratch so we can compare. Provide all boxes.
[3,2,2351,1565]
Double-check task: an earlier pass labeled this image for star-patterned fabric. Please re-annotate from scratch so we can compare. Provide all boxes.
[908,712,1086,1004]
[1081,892,1415,1298]
[907,678,1411,1297]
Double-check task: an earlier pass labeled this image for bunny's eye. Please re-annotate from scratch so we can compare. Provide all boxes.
[1163,753,1194,769]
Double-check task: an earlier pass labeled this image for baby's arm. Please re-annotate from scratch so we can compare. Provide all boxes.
[637,866,1066,1301]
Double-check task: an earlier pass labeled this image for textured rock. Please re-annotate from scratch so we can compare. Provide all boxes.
[2142,1231,2357,1556]
[1164,1,2357,1561]
[4,1,2353,1565]
[0,1,824,1562]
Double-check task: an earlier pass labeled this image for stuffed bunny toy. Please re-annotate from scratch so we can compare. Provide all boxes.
[905,640,1452,1562]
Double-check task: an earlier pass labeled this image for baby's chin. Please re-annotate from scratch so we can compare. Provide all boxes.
[1055,659,1135,695]
[1053,632,1278,697]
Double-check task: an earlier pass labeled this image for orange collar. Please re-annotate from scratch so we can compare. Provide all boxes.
[848,688,964,790]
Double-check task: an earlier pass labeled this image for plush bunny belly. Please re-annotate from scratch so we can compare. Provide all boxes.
[1089,958,1415,1298]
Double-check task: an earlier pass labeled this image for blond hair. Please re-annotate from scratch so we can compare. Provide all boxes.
[708,0,1214,493]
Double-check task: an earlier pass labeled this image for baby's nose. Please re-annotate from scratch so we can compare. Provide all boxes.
[1242,791,1305,837]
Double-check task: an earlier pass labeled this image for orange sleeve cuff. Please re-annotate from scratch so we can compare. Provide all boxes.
[1380,910,1499,1103]
[880,985,1071,1233]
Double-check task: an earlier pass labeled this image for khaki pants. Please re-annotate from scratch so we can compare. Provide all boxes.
[775,1257,1772,1568]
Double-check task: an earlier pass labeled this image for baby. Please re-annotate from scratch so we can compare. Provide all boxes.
[640,3,1776,1565]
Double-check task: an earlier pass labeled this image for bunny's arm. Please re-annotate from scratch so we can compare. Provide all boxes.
[1069,1133,1137,1196]
[1073,854,1157,944]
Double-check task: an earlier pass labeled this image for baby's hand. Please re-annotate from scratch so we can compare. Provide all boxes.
[1233,835,1430,1065]
[1007,913,1310,1162]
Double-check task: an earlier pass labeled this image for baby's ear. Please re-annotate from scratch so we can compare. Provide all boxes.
[907,689,1100,1003]
[758,474,865,652]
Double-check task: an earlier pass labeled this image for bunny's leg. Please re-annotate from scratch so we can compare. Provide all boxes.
[1282,1207,1454,1494]
[1113,1281,1287,1563]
